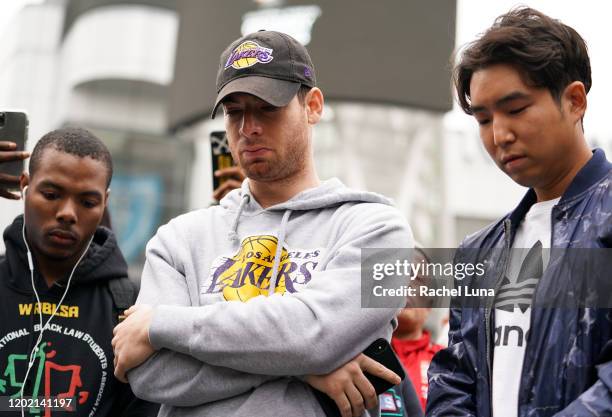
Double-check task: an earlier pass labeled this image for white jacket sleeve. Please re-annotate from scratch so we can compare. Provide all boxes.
[148,204,412,376]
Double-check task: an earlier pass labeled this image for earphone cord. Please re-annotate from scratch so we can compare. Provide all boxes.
[19,221,93,417]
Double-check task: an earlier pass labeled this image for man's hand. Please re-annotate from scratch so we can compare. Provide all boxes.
[112,304,156,383]
[0,141,29,200]
[305,353,401,417]
[212,166,245,201]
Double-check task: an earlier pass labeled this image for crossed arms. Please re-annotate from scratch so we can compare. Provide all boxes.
[113,205,412,416]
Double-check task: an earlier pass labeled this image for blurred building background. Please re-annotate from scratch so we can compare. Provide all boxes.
[1,0,609,278]
[0,0,186,278]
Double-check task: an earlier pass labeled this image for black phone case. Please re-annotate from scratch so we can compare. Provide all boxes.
[0,111,28,177]
[313,338,406,417]
[209,130,234,190]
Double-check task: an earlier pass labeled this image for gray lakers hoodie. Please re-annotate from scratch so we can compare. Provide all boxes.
[128,178,413,417]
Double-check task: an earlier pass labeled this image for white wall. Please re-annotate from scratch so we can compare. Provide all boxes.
[56,4,178,131]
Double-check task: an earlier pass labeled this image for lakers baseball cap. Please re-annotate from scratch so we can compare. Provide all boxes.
[211,30,317,118]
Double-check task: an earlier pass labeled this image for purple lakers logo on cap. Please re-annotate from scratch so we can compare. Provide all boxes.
[225,41,274,70]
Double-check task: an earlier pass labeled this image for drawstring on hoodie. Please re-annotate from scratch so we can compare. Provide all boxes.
[268,209,292,296]
[228,193,250,242]
[225,190,292,296]
[224,178,391,297]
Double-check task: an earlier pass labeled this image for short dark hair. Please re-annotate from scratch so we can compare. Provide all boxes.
[297,85,312,105]
[454,7,591,114]
[29,127,113,187]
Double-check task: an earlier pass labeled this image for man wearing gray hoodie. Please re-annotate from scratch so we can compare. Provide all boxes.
[112,30,414,417]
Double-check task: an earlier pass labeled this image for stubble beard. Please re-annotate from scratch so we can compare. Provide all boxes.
[241,135,309,184]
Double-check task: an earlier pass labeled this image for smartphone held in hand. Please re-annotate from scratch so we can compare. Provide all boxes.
[0,110,29,178]
[210,131,234,190]
[313,339,406,417]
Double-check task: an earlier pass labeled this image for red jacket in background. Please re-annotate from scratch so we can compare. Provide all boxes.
[392,331,443,411]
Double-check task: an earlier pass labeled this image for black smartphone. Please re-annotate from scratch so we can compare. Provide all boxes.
[0,111,29,178]
[313,338,406,417]
[209,131,234,190]
[361,339,406,393]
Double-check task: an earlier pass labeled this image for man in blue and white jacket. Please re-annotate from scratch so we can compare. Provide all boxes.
[427,7,611,417]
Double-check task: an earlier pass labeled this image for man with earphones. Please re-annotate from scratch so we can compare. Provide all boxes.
[0,127,158,416]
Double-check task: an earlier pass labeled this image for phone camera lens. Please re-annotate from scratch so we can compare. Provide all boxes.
[0,112,5,127]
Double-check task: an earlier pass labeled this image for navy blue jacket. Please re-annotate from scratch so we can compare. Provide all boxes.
[426,149,612,417]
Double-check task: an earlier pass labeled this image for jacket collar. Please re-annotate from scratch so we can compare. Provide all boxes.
[561,148,611,202]
[507,148,610,235]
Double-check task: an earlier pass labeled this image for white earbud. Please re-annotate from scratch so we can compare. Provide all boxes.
[18,186,93,417]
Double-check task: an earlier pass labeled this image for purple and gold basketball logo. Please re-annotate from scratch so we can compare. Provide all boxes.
[218,235,289,302]
[225,41,274,70]
[204,235,322,301]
